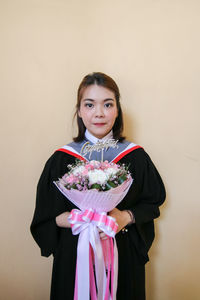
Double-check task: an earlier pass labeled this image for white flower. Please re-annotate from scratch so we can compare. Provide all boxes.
[104,167,119,177]
[88,169,108,185]
[72,165,85,176]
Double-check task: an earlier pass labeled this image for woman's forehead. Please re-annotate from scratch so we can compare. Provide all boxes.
[81,84,115,101]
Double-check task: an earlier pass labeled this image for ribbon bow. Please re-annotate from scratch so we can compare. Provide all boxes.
[68,208,119,300]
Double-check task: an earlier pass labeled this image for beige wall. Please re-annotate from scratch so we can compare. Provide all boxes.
[0,0,200,299]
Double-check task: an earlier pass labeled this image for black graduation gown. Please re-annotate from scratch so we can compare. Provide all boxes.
[30,147,165,300]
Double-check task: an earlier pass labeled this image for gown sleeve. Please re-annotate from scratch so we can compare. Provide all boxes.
[30,153,70,257]
[130,150,166,224]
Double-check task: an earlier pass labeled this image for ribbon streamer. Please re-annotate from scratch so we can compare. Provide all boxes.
[68,208,118,300]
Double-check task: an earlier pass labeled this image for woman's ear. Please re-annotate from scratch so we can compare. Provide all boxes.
[78,109,81,118]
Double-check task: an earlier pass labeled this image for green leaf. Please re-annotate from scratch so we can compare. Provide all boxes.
[91,184,101,190]
[71,183,78,189]
[106,181,117,189]
[118,175,127,184]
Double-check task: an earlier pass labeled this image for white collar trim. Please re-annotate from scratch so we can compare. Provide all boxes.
[85,129,113,144]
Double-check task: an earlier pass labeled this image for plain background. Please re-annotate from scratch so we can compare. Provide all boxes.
[0,0,200,299]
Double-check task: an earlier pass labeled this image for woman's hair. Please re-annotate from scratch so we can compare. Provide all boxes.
[73,72,125,142]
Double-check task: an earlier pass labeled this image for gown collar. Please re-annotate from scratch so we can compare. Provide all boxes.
[85,129,113,144]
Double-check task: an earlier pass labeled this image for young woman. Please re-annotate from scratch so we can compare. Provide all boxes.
[31,72,165,300]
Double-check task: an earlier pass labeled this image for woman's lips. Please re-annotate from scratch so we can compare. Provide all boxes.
[93,123,106,126]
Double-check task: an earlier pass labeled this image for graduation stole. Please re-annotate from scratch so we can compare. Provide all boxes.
[56,139,142,163]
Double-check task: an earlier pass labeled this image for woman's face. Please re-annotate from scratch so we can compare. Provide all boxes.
[78,84,118,139]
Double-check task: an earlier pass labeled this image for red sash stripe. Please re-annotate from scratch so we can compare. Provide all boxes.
[56,145,142,163]
[56,148,86,161]
[112,145,143,163]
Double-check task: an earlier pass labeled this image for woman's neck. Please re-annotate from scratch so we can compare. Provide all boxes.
[85,129,113,144]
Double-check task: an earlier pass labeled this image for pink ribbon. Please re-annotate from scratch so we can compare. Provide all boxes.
[68,208,119,300]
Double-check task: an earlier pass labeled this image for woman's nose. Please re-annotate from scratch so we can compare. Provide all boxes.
[95,106,104,117]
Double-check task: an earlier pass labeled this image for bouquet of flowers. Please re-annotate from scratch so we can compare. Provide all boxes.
[54,160,133,300]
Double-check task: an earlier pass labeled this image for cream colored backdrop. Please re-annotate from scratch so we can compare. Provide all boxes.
[0,0,199,299]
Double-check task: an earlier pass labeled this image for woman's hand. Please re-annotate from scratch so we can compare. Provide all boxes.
[99,208,132,239]
[108,208,132,233]
[55,211,71,228]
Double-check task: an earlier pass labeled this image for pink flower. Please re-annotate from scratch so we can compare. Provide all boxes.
[101,161,110,169]
[85,164,94,171]
[89,160,101,168]
[64,174,78,184]
[82,169,88,176]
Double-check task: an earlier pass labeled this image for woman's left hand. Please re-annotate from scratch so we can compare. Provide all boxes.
[98,208,132,239]
[108,208,132,233]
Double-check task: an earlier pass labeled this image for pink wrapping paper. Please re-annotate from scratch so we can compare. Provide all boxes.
[54,177,133,212]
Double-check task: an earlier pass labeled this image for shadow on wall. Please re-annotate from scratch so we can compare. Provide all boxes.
[146,221,160,300]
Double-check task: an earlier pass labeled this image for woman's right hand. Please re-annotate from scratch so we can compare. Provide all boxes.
[55,212,71,228]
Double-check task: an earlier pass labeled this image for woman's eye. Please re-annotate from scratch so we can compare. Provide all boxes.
[85,103,93,108]
[105,103,113,108]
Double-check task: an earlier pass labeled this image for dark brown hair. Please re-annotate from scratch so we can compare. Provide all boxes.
[73,72,125,142]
